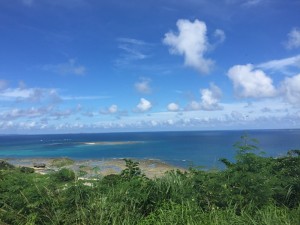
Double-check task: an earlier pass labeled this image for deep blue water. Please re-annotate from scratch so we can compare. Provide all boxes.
[0,130,299,168]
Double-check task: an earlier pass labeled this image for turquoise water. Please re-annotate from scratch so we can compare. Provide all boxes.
[0,130,299,168]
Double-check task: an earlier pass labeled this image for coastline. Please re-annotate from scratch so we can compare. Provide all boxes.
[2,157,185,179]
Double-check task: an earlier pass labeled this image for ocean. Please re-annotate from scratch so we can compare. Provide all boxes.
[0,129,299,168]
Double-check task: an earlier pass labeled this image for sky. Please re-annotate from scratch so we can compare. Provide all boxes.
[0,0,300,134]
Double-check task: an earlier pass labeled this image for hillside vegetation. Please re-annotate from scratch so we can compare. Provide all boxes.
[0,135,299,224]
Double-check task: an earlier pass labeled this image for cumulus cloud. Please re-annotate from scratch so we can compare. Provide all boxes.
[108,104,118,113]
[186,83,223,111]
[134,78,152,94]
[200,83,223,110]
[167,102,179,111]
[285,28,300,49]
[281,74,300,105]
[43,59,86,76]
[100,104,119,115]
[163,19,216,74]
[227,64,277,98]
[136,98,152,112]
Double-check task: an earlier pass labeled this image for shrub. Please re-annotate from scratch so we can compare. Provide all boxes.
[121,159,146,181]
[0,160,15,170]
[19,166,35,173]
[52,168,75,182]
[102,174,122,186]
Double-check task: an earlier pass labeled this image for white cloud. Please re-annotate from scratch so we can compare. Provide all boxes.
[213,29,226,45]
[116,38,150,66]
[0,88,31,99]
[186,83,223,111]
[285,28,300,49]
[0,106,54,120]
[134,78,152,94]
[200,83,223,110]
[118,38,147,46]
[136,98,152,112]
[118,45,147,60]
[187,100,201,110]
[0,87,61,103]
[43,59,86,76]
[100,104,120,115]
[167,102,179,111]
[1,98,300,133]
[107,98,299,130]
[163,19,215,74]
[108,104,118,113]
[227,64,277,98]
[281,74,300,105]
[258,54,300,72]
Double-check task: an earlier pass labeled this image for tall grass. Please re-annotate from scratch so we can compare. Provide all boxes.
[1,142,300,224]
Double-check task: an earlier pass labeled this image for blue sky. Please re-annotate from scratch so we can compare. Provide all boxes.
[0,0,300,134]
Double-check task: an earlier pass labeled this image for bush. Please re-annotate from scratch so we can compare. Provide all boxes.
[19,166,35,173]
[52,168,75,182]
[102,174,122,186]
[0,160,15,170]
[120,159,147,181]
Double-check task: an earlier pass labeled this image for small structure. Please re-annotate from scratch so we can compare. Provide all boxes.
[33,162,46,168]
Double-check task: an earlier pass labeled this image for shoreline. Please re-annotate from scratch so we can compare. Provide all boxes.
[2,157,185,179]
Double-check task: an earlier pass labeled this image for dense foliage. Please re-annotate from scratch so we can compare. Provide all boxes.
[0,136,299,224]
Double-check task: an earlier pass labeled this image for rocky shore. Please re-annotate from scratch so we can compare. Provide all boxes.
[2,157,185,179]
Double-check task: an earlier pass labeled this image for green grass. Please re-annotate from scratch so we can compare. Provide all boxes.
[0,137,300,224]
